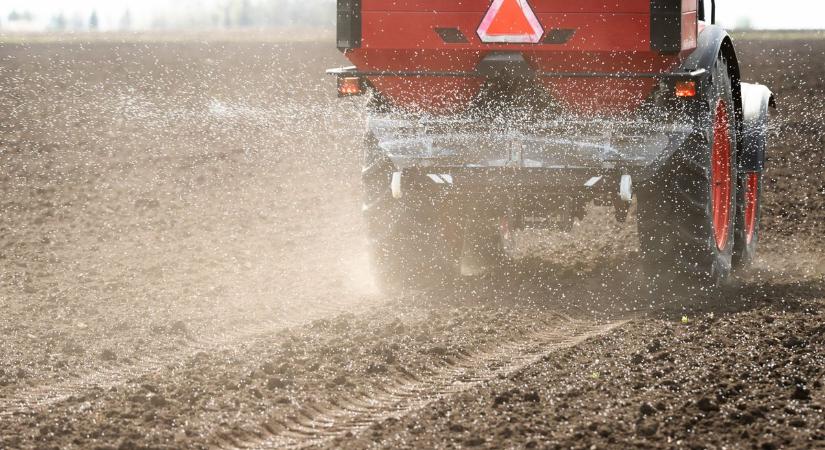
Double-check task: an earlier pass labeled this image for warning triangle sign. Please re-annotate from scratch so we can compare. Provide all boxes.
[477,0,544,43]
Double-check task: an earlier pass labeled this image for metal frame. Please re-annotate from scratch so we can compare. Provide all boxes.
[327,66,707,80]
[650,0,686,53]
[336,0,362,50]
[711,0,716,24]
[698,0,717,23]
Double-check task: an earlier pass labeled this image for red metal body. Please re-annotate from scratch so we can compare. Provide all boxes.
[344,0,699,114]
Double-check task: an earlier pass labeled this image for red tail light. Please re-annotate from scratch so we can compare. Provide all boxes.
[338,76,364,97]
[675,81,697,97]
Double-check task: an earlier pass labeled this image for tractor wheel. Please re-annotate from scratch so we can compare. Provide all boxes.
[732,171,763,270]
[361,143,462,293]
[461,218,508,275]
[365,202,461,293]
[637,54,738,286]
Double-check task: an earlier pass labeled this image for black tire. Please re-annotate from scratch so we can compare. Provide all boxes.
[365,202,461,293]
[636,54,738,286]
[361,139,461,293]
[461,218,508,275]
[732,171,763,270]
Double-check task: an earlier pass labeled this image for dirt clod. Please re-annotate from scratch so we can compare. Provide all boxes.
[791,384,812,401]
[266,378,286,390]
[148,394,167,408]
[639,402,657,416]
[100,349,118,362]
[696,397,720,413]
[636,421,659,437]
[523,392,540,403]
[782,335,806,348]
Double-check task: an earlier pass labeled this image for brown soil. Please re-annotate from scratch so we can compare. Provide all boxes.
[0,34,823,449]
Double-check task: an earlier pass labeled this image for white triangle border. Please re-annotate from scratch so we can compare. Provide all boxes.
[477,0,544,44]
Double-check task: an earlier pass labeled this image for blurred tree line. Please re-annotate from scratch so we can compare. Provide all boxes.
[220,0,335,28]
[2,0,336,32]
[175,0,336,29]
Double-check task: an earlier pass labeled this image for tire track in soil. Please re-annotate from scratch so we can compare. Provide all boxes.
[0,298,379,418]
[231,319,627,450]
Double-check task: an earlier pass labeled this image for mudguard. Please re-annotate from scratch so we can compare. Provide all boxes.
[680,26,741,130]
[739,83,775,172]
[680,25,738,78]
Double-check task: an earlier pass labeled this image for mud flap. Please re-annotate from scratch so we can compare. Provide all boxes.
[739,83,775,172]
[732,82,773,271]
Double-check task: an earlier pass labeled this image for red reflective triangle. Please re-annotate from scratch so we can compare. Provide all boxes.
[478,0,544,43]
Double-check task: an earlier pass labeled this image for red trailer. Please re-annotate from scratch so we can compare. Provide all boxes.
[329,0,774,291]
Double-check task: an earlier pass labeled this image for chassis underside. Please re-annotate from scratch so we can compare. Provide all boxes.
[364,106,703,228]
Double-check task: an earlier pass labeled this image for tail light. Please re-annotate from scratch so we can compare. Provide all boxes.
[337,76,364,97]
[675,81,697,97]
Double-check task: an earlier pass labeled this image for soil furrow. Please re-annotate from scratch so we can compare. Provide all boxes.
[239,320,626,449]
[0,298,379,417]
